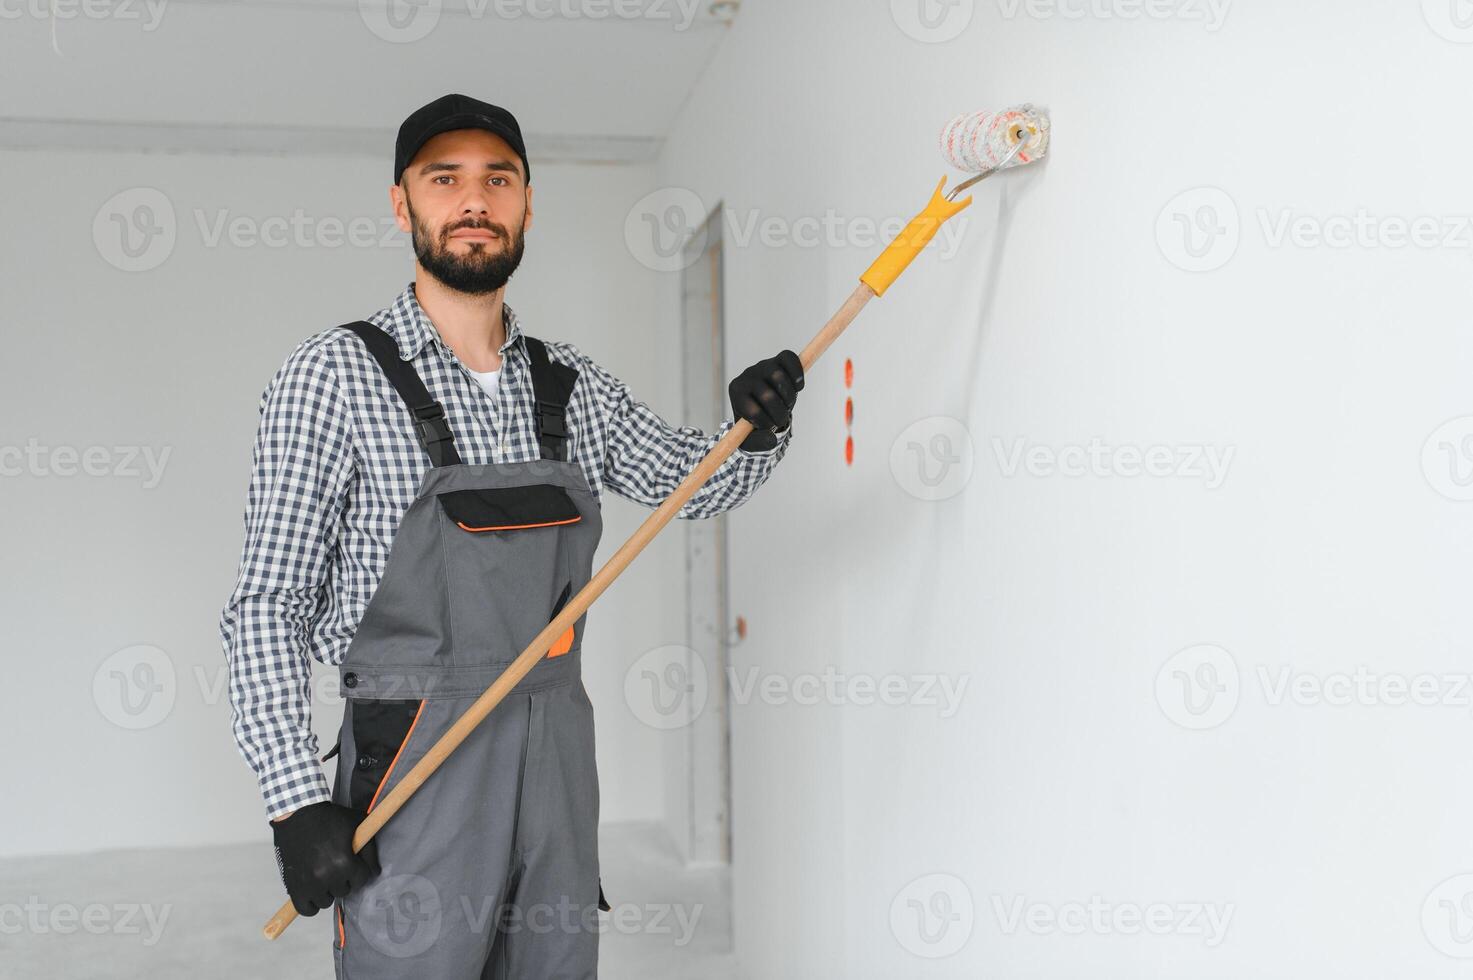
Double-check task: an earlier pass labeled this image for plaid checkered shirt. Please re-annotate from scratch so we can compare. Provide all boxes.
[219,282,791,820]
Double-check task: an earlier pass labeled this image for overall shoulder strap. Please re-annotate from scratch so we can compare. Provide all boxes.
[522,336,580,462]
[341,321,462,467]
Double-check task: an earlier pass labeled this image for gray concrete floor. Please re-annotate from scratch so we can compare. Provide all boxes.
[0,822,740,979]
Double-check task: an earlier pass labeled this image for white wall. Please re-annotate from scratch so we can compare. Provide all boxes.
[653,2,1473,977]
[0,150,677,856]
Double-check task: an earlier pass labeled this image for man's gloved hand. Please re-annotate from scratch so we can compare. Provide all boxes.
[728,350,804,452]
[270,801,381,916]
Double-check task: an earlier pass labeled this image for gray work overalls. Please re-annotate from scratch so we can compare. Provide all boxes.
[326,320,609,979]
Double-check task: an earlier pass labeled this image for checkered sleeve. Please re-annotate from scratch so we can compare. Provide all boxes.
[570,345,792,518]
[218,336,356,820]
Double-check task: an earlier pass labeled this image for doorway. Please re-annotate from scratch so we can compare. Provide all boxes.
[674,204,732,868]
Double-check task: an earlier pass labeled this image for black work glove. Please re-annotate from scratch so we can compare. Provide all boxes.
[270,801,381,916]
[728,350,804,452]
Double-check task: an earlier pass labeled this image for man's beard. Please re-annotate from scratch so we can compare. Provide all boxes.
[408,200,526,295]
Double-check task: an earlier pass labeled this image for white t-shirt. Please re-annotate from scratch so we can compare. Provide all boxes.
[468,367,501,403]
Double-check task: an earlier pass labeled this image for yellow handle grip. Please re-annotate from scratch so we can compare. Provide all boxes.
[859,177,973,297]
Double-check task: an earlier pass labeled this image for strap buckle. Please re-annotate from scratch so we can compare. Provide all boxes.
[412,403,456,461]
[536,400,568,439]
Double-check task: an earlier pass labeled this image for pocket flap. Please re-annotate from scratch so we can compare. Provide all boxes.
[439,484,582,533]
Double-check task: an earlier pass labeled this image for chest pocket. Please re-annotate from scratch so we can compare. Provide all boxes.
[438,484,581,532]
[439,481,587,665]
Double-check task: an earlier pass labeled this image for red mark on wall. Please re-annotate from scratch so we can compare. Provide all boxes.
[843,358,854,467]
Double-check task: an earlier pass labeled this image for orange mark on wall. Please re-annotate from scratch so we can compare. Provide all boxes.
[844,359,855,466]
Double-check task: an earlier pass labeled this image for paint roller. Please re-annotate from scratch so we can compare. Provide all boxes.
[262,102,1051,941]
[939,104,1051,190]
[860,103,1050,296]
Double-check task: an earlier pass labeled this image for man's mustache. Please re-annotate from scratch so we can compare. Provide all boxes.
[444,221,507,239]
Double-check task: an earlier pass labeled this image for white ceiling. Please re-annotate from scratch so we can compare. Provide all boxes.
[0,0,739,162]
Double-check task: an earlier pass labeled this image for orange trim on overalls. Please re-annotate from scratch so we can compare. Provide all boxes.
[456,515,583,533]
[336,905,346,948]
[548,625,575,658]
[367,700,427,815]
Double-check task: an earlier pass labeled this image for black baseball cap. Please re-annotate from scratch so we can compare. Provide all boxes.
[394,94,530,187]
